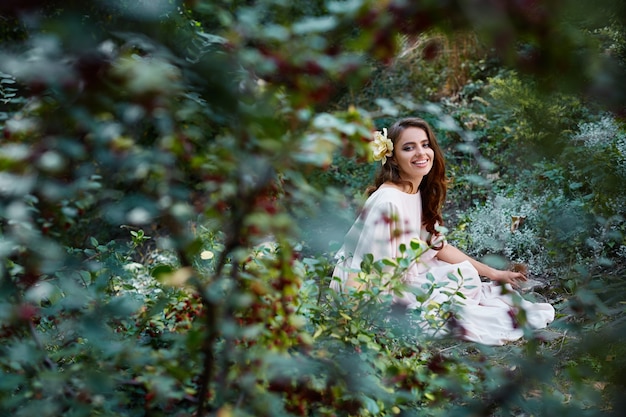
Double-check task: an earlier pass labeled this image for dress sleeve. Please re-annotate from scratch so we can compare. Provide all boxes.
[331,199,401,288]
[418,222,447,262]
[345,200,402,265]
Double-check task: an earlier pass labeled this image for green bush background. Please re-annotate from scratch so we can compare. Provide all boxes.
[1,1,625,416]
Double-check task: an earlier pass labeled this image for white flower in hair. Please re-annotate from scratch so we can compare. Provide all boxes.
[371,128,393,165]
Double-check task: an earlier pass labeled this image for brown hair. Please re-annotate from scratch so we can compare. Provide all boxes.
[367,117,448,240]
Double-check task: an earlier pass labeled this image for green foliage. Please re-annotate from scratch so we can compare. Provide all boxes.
[485,71,587,161]
[452,193,552,276]
[1,0,626,416]
[0,70,24,122]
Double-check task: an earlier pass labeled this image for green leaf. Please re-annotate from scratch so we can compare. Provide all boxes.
[151,264,175,279]
[292,16,338,34]
[382,258,397,266]
[362,395,380,414]
[0,372,24,390]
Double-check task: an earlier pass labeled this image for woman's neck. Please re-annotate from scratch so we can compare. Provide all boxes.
[382,180,419,194]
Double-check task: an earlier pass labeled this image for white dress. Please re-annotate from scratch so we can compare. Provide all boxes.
[331,186,555,346]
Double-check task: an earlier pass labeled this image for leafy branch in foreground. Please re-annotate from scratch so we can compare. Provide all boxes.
[0,0,625,416]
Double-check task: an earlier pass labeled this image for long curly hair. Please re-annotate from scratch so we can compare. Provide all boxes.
[367,117,448,240]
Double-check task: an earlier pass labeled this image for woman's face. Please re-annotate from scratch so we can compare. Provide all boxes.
[392,126,434,185]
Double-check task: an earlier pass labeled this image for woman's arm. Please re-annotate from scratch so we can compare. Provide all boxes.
[435,244,527,287]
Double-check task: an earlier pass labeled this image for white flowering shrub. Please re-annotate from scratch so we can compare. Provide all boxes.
[453,184,622,279]
[565,115,626,261]
[573,114,626,179]
[574,115,621,147]
[452,193,551,276]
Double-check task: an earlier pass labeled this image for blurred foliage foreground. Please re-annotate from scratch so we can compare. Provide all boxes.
[1,1,626,416]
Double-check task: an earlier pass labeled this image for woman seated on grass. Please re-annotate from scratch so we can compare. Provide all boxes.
[331,117,555,346]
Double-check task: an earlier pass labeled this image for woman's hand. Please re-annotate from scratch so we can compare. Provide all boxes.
[489,269,527,288]
[435,244,529,288]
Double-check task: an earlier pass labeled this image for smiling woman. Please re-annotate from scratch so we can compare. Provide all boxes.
[331,117,555,346]
[391,126,434,189]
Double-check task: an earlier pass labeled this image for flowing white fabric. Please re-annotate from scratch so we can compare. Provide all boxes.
[331,187,555,346]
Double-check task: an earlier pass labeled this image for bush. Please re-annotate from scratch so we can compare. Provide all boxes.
[2,1,626,416]
[452,193,552,276]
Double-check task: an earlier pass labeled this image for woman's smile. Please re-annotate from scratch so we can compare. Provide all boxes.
[393,126,435,187]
